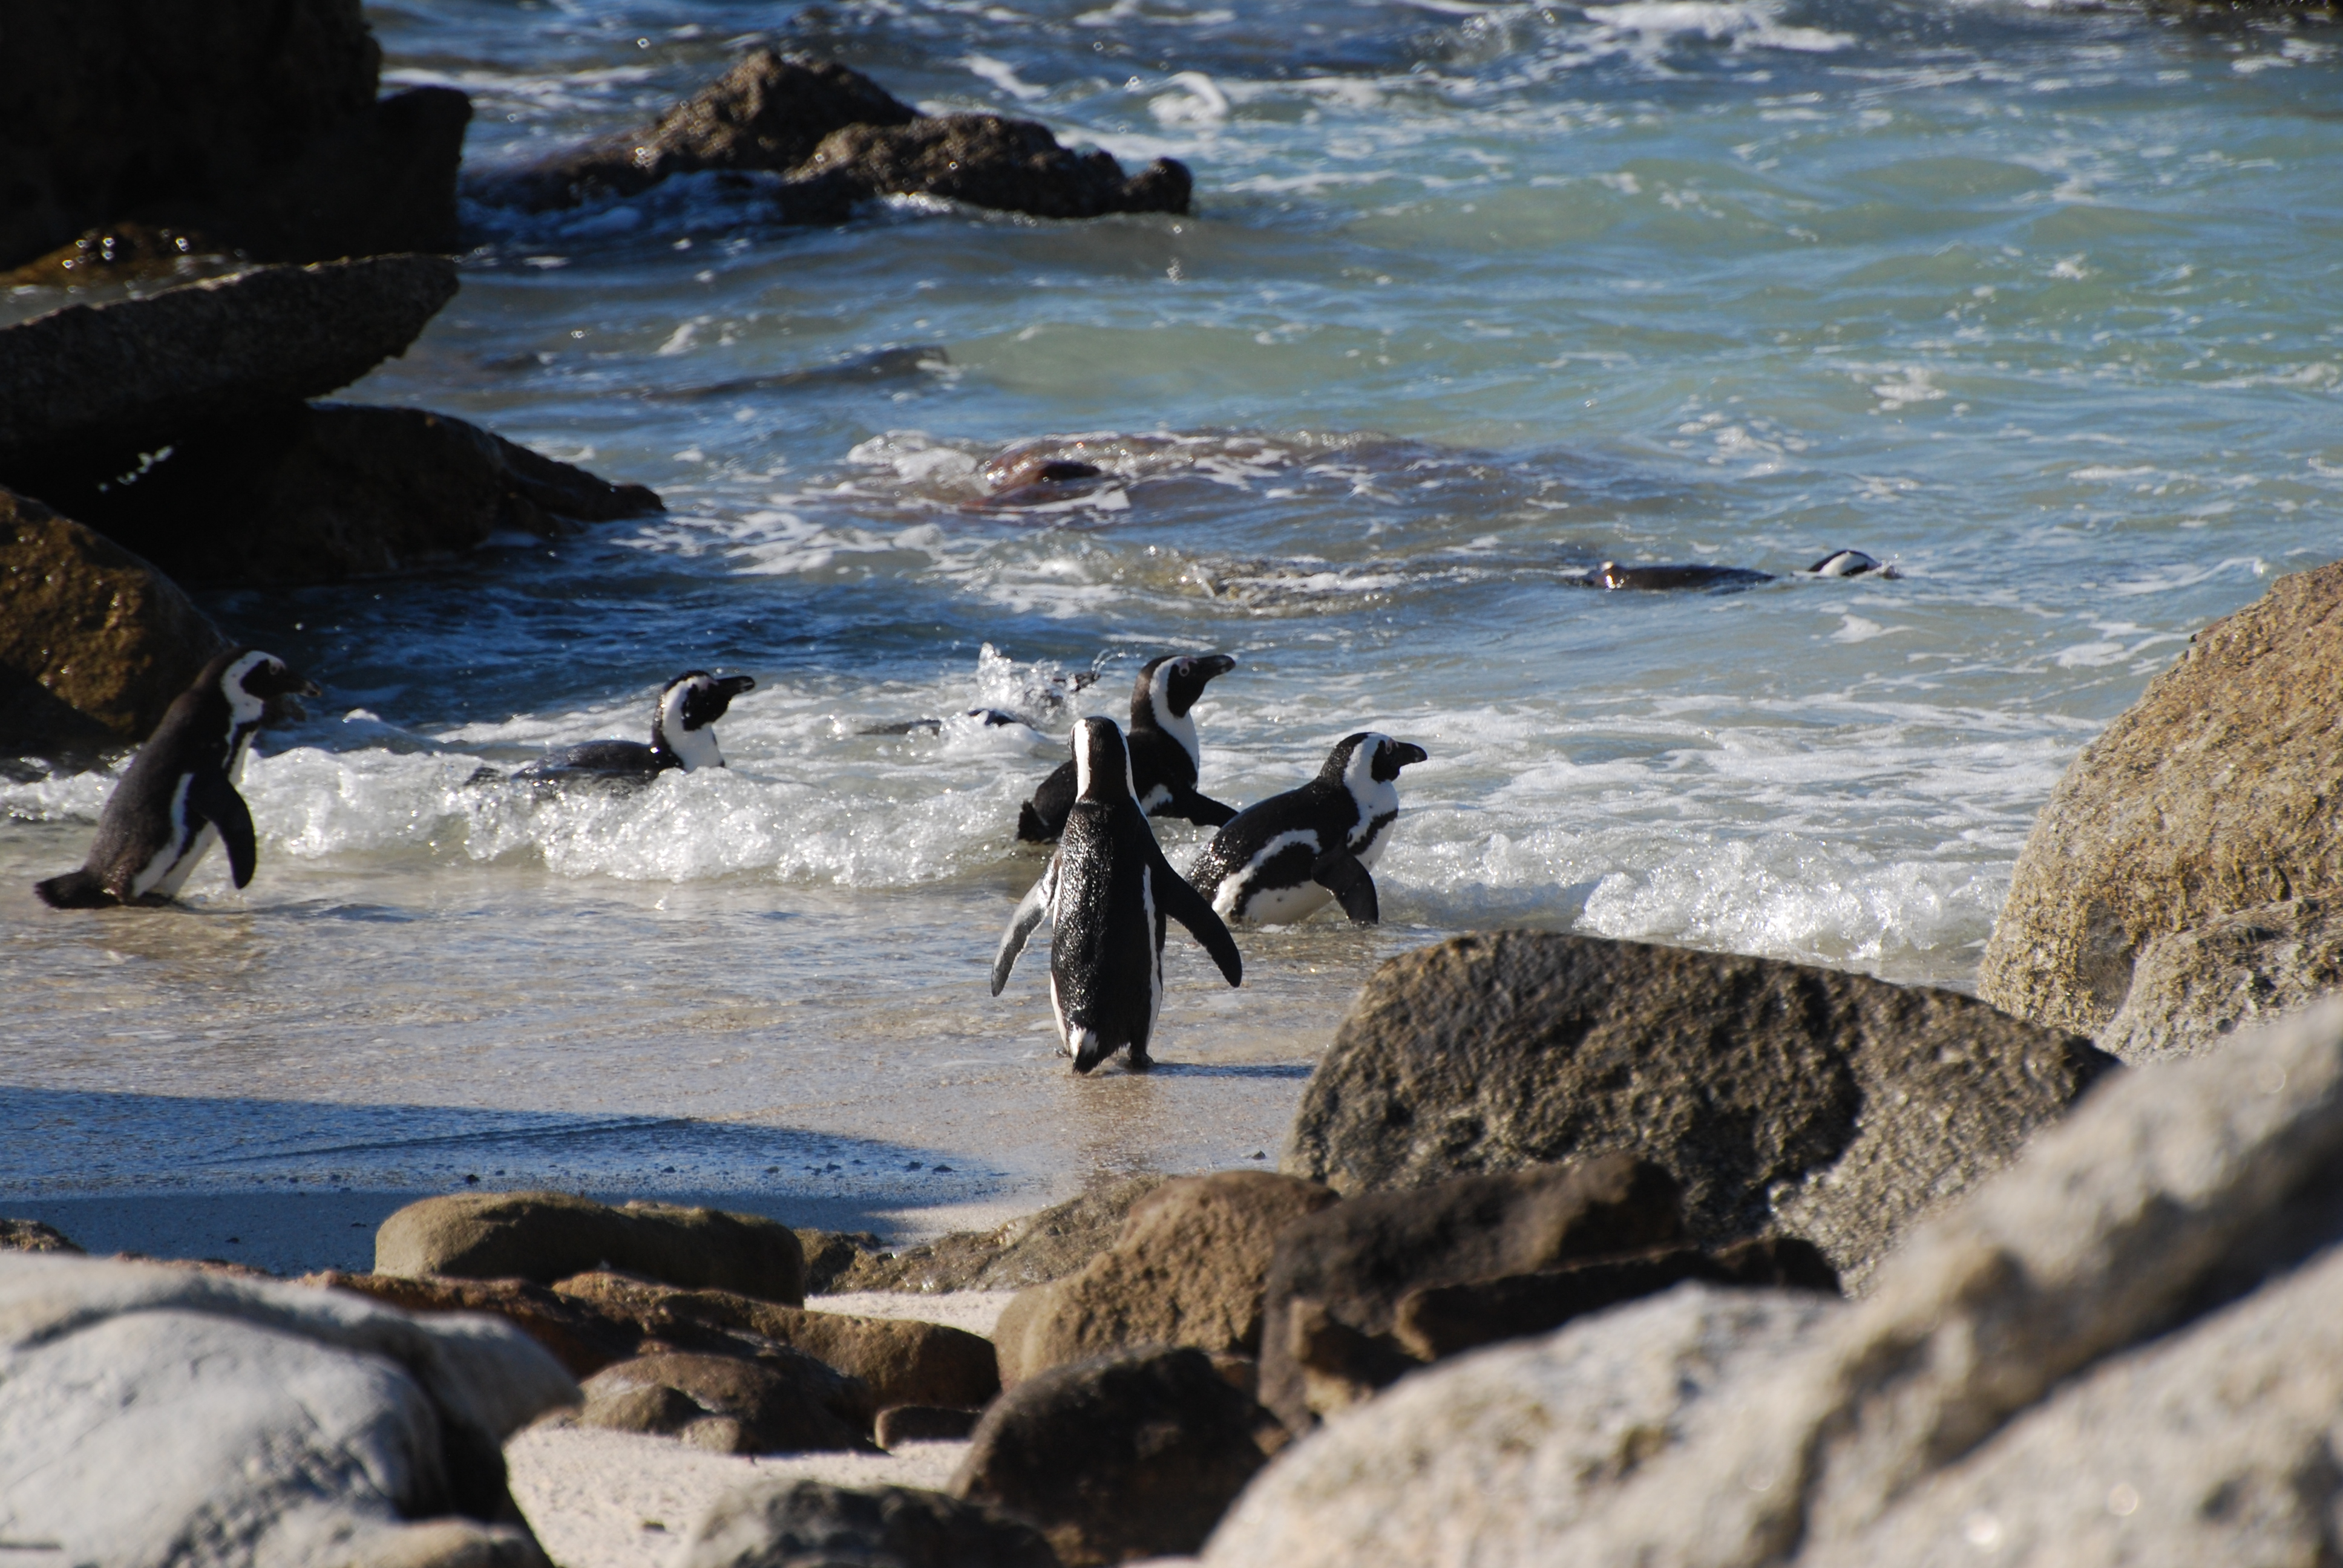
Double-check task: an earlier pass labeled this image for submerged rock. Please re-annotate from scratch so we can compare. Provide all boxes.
[786,114,1193,223]
[575,1349,874,1455]
[684,1479,1059,1568]
[2096,893,2343,1064]
[1284,932,2115,1291]
[375,1191,806,1304]
[1,487,229,755]
[1979,558,2343,1037]
[0,1251,575,1566]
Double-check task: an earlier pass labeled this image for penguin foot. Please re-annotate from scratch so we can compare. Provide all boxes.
[34,871,117,909]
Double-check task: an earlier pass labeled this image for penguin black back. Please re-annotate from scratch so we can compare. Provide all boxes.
[1016,653,1237,841]
[35,648,318,909]
[515,670,756,785]
[1188,731,1427,926]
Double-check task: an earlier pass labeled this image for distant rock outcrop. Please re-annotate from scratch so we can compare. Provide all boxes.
[1981,560,2343,1039]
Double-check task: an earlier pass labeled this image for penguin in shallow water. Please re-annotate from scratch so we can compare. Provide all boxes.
[1188,731,1428,926]
[514,670,756,785]
[35,648,320,909]
[993,717,1244,1073]
[1017,653,1237,842]
[1808,549,1897,578]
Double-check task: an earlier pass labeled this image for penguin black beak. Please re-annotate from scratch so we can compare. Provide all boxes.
[1393,742,1429,768]
[715,675,758,699]
[1196,654,1236,681]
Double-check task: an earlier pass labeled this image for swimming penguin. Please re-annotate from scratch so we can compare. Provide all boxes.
[1017,653,1238,842]
[514,670,756,784]
[1808,549,1898,578]
[1567,561,1775,592]
[34,648,320,909]
[1187,732,1429,926]
[992,717,1244,1073]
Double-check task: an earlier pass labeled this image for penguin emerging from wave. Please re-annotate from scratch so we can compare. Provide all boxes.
[35,648,320,909]
[1017,653,1238,842]
[992,717,1244,1073]
[1562,550,1896,590]
[1188,732,1427,926]
[512,670,756,785]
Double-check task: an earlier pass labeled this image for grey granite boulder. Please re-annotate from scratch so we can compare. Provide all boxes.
[1284,931,2114,1290]
[685,1479,1058,1568]
[2096,894,2343,1065]
[376,1190,805,1304]
[1979,559,2343,1037]
[0,1251,575,1567]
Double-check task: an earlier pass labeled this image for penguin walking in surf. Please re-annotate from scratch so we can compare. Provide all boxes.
[35,648,320,909]
[1017,653,1238,841]
[993,717,1244,1073]
[513,670,756,785]
[1188,732,1428,926]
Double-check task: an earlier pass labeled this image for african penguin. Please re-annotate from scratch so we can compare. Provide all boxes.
[1017,653,1238,842]
[1808,549,1896,578]
[993,717,1243,1073]
[514,670,756,785]
[34,648,319,909]
[1570,561,1774,592]
[1188,732,1428,926]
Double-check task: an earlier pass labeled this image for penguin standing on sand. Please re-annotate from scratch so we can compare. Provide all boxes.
[1188,732,1428,926]
[1017,653,1238,841]
[35,648,320,909]
[513,670,756,785]
[993,717,1244,1073]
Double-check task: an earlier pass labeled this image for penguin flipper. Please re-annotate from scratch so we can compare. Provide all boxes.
[190,771,259,888]
[1166,783,1240,828]
[1153,854,1243,987]
[1018,763,1076,842]
[991,860,1057,996]
[1312,847,1380,925]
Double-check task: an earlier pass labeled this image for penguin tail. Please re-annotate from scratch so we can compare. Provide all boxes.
[35,871,117,909]
[1016,802,1057,843]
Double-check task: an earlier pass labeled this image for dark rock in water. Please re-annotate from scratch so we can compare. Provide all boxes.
[1563,560,1775,592]
[479,50,916,212]
[1981,559,2343,1039]
[0,1218,84,1254]
[0,486,229,755]
[876,1404,986,1446]
[375,1190,807,1304]
[2095,894,2343,1065]
[576,1350,876,1454]
[683,1479,1058,1568]
[0,4,467,269]
[1391,1234,1840,1364]
[787,114,1192,223]
[954,1345,1274,1566]
[0,256,458,465]
[836,1175,1170,1293]
[1284,932,2117,1293]
[1256,1155,1686,1432]
[18,402,661,588]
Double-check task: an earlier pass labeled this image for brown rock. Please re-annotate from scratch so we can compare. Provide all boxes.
[1257,1155,1686,1432]
[228,87,471,263]
[0,1218,84,1254]
[300,1270,653,1379]
[1286,931,2115,1290]
[0,256,458,465]
[483,51,915,212]
[1391,1235,1841,1363]
[1979,560,2343,1037]
[2096,895,2343,1065]
[993,1171,1338,1387]
[787,114,1191,223]
[954,1346,1273,1566]
[554,1270,999,1411]
[681,1479,1058,1568]
[0,222,232,290]
[837,1176,1170,1293]
[0,487,228,754]
[576,1350,874,1454]
[375,1192,805,1304]
[876,1405,985,1446]
[796,1227,887,1295]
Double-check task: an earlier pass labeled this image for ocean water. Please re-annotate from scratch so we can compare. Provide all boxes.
[5,0,2339,1253]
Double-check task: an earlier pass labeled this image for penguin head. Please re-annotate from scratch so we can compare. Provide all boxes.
[1135,652,1236,724]
[1809,549,1890,578]
[211,648,321,727]
[652,670,756,772]
[1070,716,1137,805]
[1324,731,1429,792]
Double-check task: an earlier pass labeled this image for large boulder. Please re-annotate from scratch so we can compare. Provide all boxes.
[0,1252,576,1566]
[375,1191,806,1304]
[0,256,459,465]
[0,1,466,269]
[1284,932,2115,1289]
[0,486,226,754]
[784,114,1192,223]
[1207,999,2343,1567]
[34,401,663,588]
[2096,894,2343,1065]
[575,1350,874,1455]
[1979,560,2343,1037]
[1256,1155,1687,1432]
[955,1346,1275,1567]
[483,50,916,211]
[684,1480,1058,1568]
[992,1171,1338,1387]
[837,1175,1170,1293]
